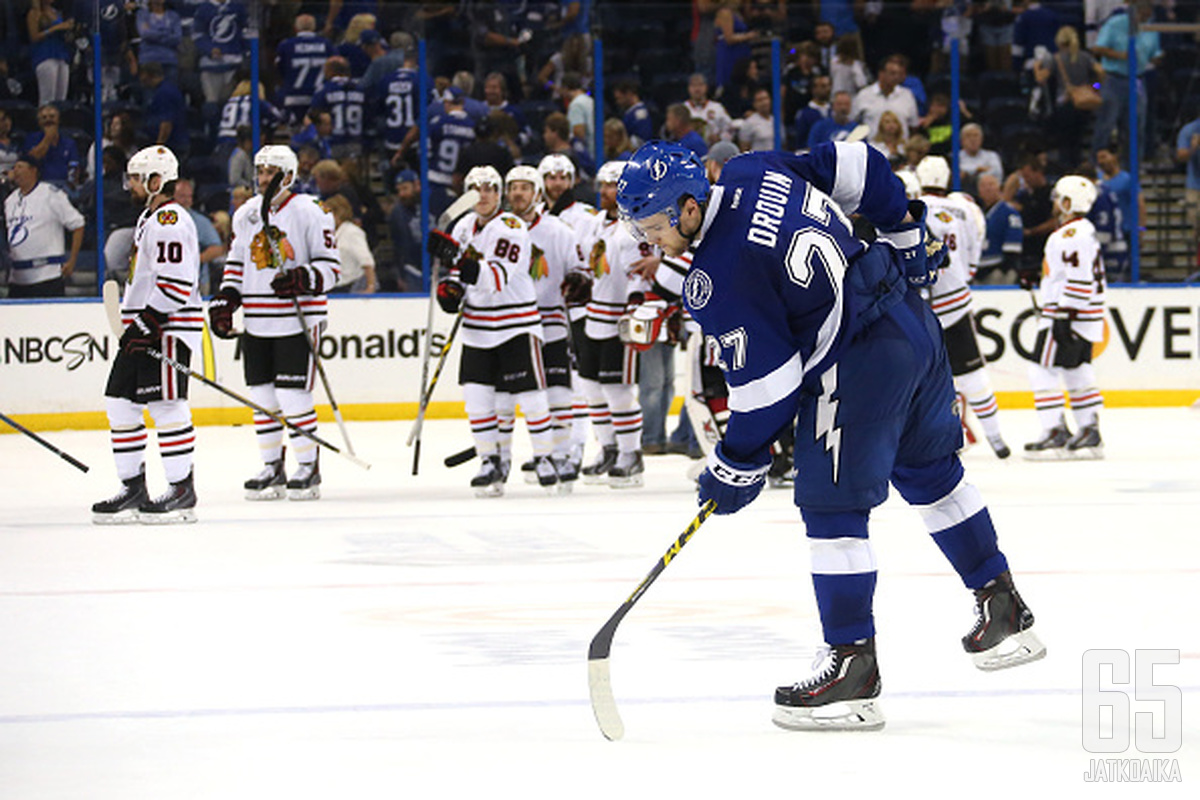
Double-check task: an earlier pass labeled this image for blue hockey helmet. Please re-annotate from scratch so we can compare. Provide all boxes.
[617,141,710,235]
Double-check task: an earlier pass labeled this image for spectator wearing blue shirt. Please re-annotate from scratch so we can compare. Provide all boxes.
[334,13,377,79]
[136,0,183,84]
[612,79,654,149]
[27,0,74,105]
[482,72,534,151]
[275,14,335,124]
[387,169,422,291]
[138,63,190,159]
[793,75,832,152]
[193,0,247,104]
[666,104,708,159]
[1012,1,1059,70]
[807,91,860,149]
[976,173,1023,284]
[22,104,80,188]
[309,56,367,159]
[1095,145,1143,276]
[1091,1,1161,161]
[1176,113,1200,257]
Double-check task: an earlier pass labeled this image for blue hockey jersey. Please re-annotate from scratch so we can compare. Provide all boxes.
[683,141,910,460]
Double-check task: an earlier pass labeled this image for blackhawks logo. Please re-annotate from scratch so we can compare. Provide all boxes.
[589,239,610,278]
[156,209,179,225]
[935,211,953,224]
[250,224,295,270]
[529,244,549,280]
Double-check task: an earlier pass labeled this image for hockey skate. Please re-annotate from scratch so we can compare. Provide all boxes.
[987,435,1012,459]
[608,450,644,488]
[1065,424,1103,460]
[244,458,287,501]
[1022,425,1070,460]
[552,453,577,494]
[582,445,618,484]
[531,454,560,493]
[471,454,506,498]
[520,457,538,484]
[773,639,885,732]
[92,471,149,525]
[138,471,198,524]
[962,570,1046,671]
[287,458,321,501]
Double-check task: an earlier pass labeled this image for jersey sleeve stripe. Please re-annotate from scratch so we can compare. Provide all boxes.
[829,142,868,214]
[727,350,804,414]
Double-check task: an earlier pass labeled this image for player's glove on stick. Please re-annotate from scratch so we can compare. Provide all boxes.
[120,308,168,355]
[271,265,323,297]
[879,200,945,287]
[1051,310,1079,346]
[207,288,241,339]
[455,256,481,285]
[436,278,465,313]
[561,270,592,304]
[426,229,461,263]
[696,442,771,515]
[1017,269,1040,291]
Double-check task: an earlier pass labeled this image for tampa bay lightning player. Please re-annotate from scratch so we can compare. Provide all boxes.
[616,141,1046,732]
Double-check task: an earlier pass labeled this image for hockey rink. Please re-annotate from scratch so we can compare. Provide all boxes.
[1,408,1197,797]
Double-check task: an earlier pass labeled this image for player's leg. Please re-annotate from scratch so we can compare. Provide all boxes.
[274,333,321,501]
[139,338,198,523]
[242,335,287,500]
[505,334,557,491]
[576,333,617,482]
[93,377,150,524]
[543,338,577,483]
[601,339,644,488]
[1025,330,1072,458]
[460,343,505,497]
[1061,350,1104,458]
[945,315,1009,458]
[495,390,518,482]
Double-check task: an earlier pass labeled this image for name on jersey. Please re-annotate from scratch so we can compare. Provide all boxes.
[747,170,793,248]
[441,124,476,138]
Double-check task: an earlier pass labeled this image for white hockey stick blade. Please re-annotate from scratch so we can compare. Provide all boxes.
[436,189,480,231]
[102,280,123,336]
[588,658,625,741]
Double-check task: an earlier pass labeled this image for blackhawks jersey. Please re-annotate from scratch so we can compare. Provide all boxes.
[121,200,203,351]
[920,193,979,329]
[1039,217,1105,342]
[524,211,584,344]
[449,210,543,348]
[223,192,340,337]
[584,215,654,340]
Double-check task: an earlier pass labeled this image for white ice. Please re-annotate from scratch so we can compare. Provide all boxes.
[1,409,1198,798]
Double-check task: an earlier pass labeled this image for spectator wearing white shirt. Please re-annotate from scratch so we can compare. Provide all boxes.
[4,154,85,297]
[325,193,376,294]
[684,73,734,144]
[851,54,919,140]
[738,87,776,152]
[958,123,1005,192]
[563,72,594,159]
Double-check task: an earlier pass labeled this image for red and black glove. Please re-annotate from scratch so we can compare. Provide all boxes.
[436,277,465,313]
[207,288,241,339]
[271,265,323,297]
[120,308,167,355]
[426,229,461,263]
[561,270,592,305]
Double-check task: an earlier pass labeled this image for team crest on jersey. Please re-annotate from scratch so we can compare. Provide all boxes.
[589,239,610,278]
[501,215,523,230]
[935,211,952,224]
[529,244,549,280]
[250,225,295,270]
[1063,228,1077,238]
[156,209,179,226]
[684,269,713,310]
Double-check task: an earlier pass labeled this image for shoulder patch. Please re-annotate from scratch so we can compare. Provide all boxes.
[684,269,713,311]
[1063,228,1077,238]
[501,215,523,230]
[157,209,179,226]
[935,211,953,224]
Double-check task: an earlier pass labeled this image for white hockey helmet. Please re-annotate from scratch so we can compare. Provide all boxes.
[254,145,299,191]
[537,153,576,179]
[596,160,628,185]
[504,165,543,199]
[464,165,504,194]
[897,170,921,200]
[126,145,179,196]
[1052,175,1098,217]
[915,155,951,192]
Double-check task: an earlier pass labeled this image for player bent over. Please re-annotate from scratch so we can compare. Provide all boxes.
[93,146,202,524]
[618,141,1046,732]
[1024,176,1106,460]
[426,166,556,496]
[208,145,341,500]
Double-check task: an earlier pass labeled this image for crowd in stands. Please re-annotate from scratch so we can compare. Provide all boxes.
[3,1,1200,297]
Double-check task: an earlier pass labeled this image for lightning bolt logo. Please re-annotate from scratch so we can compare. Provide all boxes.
[815,366,842,484]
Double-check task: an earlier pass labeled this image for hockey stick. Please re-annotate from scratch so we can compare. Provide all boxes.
[0,411,90,473]
[444,446,476,467]
[587,499,718,741]
[407,309,464,474]
[103,282,370,470]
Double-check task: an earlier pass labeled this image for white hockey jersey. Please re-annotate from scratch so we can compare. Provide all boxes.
[546,199,602,323]
[449,210,543,348]
[223,192,341,337]
[4,181,85,285]
[524,211,584,344]
[584,215,654,340]
[1039,217,1106,342]
[121,201,203,351]
[920,193,979,328]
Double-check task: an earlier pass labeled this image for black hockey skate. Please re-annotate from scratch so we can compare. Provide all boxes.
[520,457,538,484]
[471,454,506,498]
[244,458,287,501]
[552,453,578,493]
[581,445,618,484]
[773,639,885,731]
[138,471,198,524]
[962,571,1046,671]
[987,435,1012,459]
[1065,423,1103,460]
[287,458,321,501]
[92,470,148,525]
[608,450,644,489]
[531,454,559,492]
[1022,425,1070,460]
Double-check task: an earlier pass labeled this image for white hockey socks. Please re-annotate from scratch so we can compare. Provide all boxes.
[955,368,1003,441]
[548,385,574,457]
[148,399,195,483]
[278,388,319,466]
[106,397,147,481]
[603,383,643,454]
[1064,364,1103,429]
[578,376,615,448]
[463,382,499,456]
[1027,363,1068,432]
[248,384,285,464]
[515,389,554,457]
[495,391,516,462]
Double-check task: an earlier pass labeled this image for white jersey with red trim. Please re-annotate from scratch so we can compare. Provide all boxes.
[120,200,203,351]
[450,210,544,348]
[1039,216,1105,342]
[547,199,603,321]
[583,215,654,340]
[524,211,582,344]
[222,192,341,337]
[919,193,977,329]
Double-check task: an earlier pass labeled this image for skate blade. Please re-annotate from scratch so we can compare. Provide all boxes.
[287,487,321,501]
[1022,448,1068,461]
[608,474,644,489]
[772,699,886,732]
[473,484,505,498]
[523,472,539,485]
[1064,446,1104,460]
[554,480,574,495]
[244,486,286,501]
[92,509,142,525]
[972,629,1047,671]
[581,473,609,485]
[138,508,198,525]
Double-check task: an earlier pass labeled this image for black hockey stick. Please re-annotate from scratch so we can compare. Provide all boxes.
[407,309,464,474]
[444,446,476,467]
[0,411,90,473]
[587,499,718,741]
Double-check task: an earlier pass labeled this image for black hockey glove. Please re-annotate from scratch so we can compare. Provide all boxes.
[436,277,465,313]
[878,200,943,287]
[561,270,592,305]
[1051,311,1078,346]
[1017,269,1039,291]
[456,256,481,286]
[207,288,242,339]
[426,229,461,263]
[120,308,168,355]
[271,265,323,298]
[696,443,771,515]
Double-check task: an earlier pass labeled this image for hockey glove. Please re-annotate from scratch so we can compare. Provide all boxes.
[271,265,324,298]
[436,277,465,313]
[1051,311,1079,346]
[878,200,944,287]
[207,288,242,339]
[561,270,592,305]
[1017,269,1039,291]
[120,308,168,355]
[696,442,771,515]
[426,229,461,263]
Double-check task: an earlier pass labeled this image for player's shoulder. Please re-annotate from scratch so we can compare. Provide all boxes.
[493,211,527,233]
[231,200,259,227]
